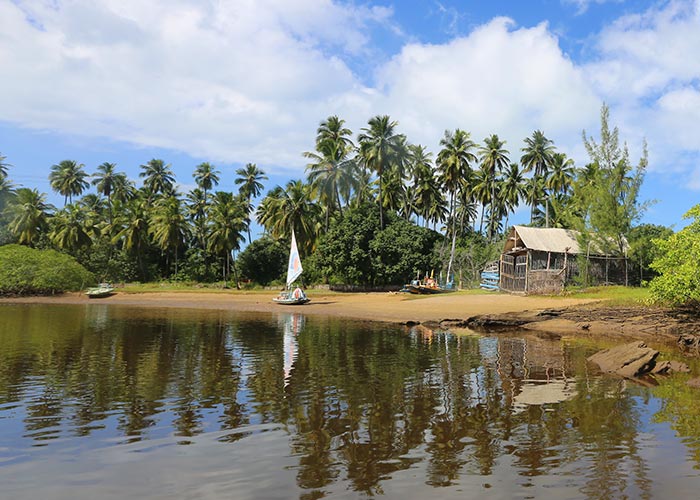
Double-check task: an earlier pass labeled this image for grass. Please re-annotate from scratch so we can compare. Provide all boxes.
[560,285,652,306]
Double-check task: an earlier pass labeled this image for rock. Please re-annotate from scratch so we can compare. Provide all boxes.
[678,334,700,352]
[651,360,691,374]
[587,341,659,378]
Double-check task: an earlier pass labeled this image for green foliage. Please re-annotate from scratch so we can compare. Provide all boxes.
[649,205,700,306]
[451,232,502,287]
[0,244,94,295]
[312,205,441,286]
[627,223,673,285]
[237,237,287,285]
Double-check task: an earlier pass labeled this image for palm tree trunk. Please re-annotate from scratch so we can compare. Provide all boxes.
[447,192,457,285]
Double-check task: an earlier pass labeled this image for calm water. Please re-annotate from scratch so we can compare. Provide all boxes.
[1,303,700,499]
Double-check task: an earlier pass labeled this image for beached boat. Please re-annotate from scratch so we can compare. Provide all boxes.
[401,272,456,294]
[273,231,310,305]
[85,283,116,298]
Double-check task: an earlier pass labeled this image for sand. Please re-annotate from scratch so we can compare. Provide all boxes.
[1,290,595,325]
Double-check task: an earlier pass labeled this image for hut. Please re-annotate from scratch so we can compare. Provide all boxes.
[499,225,628,294]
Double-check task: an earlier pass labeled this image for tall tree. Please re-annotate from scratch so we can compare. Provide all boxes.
[149,195,190,276]
[479,135,509,240]
[521,130,555,223]
[139,159,175,201]
[500,162,526,230]
[235,163,267,243]
[581,104,648,255]
[49,160,90,205]
[6,188,53,246]
[111,198,150,280]
[0,153,10,179]
[304,116,356,231]
[208,191,247,286]
[437,129,477,283]
[92,162,119,223]
[49,204,93,254]
[358,115,406,229]
[193,162,220,202]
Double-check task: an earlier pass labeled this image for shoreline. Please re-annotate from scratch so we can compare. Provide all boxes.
[2,290,695,345]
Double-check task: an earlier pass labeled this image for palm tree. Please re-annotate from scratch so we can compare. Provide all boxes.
[478,134,509,240]
[49,160,90,205]
[186,188,209,251]
[500,163,526,230]
[208,192,247,286]
[521,130,555,223]
[139,159,175,201]
[545,152,575,227]
[305,116,356,230]
[92,162,119,222]
[0,175,15,213]
[358,115,406,229]
[437,129,477,283]
[6,188,53,246]
[111,173,136,204]
[524,176,546,227]
[256,180,320,255]
[234,163,267,243]
[193,162,220,201]
[0,153,10,179]
[111,198,150,279]
[149,195,190,277]
[49,204,93,254]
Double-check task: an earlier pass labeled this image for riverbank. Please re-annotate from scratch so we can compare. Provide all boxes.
[4,288,697,344]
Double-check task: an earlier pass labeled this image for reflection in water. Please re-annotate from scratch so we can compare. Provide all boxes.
[0,304,700,498]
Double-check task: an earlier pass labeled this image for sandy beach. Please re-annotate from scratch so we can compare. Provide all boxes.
[1,289,592,324]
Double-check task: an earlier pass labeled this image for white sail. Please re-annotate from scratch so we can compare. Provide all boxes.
[286,230,303,287]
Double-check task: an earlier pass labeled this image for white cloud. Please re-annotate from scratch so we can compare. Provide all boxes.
[1,0,700,194]
[562,0,624,15]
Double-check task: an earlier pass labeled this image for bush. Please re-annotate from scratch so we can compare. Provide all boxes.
[0,244,94,295]
[649,205,700,307]
[237,237,287,286]
[312,205,442,286]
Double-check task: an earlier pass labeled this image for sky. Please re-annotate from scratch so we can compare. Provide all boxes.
[1,0,699,233]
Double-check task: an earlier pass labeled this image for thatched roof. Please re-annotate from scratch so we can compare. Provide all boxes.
[504,226,583,254]
[504,225,628,256]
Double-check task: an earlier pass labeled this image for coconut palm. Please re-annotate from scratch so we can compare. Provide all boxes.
[437,129,477,282]
[193,162,220,201]
[186,188,209,251]
[358,115,405,229]
[256,180,320,255]
[111,173,136,204]
[0,153,10,179]
[305,116,356,230]
[208,191,248,286]
[139,159,175,201]
[479,135,510,240]
[544,152,576,227]
[92,162,120,222]
[49,204,93,253]
[0,175,15,213]
[234,163,267,243]
[6,188,53,246]
[49,160,90,206]
[111,198,150,279]
[149,195,190,276]
[521,130,555,223]
[500,163,527,230]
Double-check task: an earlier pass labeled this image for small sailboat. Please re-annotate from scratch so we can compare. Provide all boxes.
[85,283,116,298]
[273,230,310,305]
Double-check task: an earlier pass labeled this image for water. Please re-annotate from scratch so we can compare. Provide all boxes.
[1,303,699,499]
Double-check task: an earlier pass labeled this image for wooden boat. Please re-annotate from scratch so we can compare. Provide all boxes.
[401,273,456,294]
[85,283,115,298]
[273,230,310,306]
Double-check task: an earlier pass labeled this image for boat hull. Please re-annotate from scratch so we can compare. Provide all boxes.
[86,289,115,298]
[402,284,455,294]
[272,297,310,305]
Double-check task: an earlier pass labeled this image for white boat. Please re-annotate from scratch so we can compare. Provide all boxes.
[273,230,310,305]
[85,283,115,298]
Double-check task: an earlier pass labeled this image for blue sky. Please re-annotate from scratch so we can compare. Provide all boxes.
[1,0,699,233]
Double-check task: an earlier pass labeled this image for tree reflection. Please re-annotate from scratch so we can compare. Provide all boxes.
[0,304,697,496]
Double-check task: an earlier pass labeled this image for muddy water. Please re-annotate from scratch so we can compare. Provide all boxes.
[1,303,699,499]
